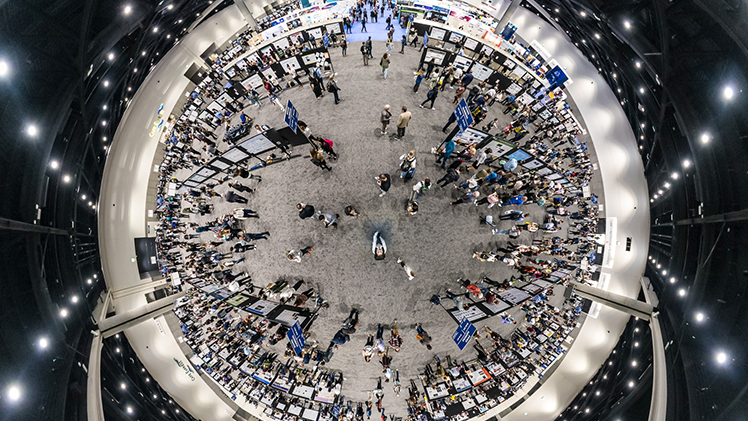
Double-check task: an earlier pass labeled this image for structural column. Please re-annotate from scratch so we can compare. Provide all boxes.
[235,0,260,31]
[496,0,521,30]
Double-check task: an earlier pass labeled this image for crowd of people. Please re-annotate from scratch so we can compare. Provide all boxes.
[147,1,607,420]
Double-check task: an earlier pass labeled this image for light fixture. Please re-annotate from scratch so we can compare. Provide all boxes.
[579,11,586,17]
[664,182,670,188]
[115,334,119,338]
[167,4,174,9]
[639,87,645,94]
[628,381,634,388]
[696,312,704,322]
[723,86,734,100]
[716,352,727,364]
[146,377,150,382]
[0,60,8,77]
[635,328,639,332]
[107,53,115,61]
[93,274,97,279]
[7,385,21,402]
[127,86,132,91]
[595,33,600,39]
[25,124,39,137]
[656,264,662,269]
[71,295,79,303]
[662,270,667,275]
[632,360,637,367]
[103,80,109,87]
[683,159,691,168]
[133,68,138,73]
[123,5,132,15]
[635,61,641,69]
[88,201,93,206]
[81,194,86,200]
[103,136,107,141]
[87,278,93,284]
[49,160,60,170]
[671,172,679,179]
[634,342,639,347]
[60,308,68,317]
[701,133,710,143]
[617,88,621,93]
[141,51,146,56]
[116,347,121,353]
[555,8,559,12]
[102,105,107,110]
[166,34,171,39]
[127,407,133,414]
[39,337,49,349]
[678,289,686,297]
[670,277,676,283]
[152,27,159,33]
[653,194,658,199]
[153,394,157,399]
[624,20,631,29]
[101,120,107,126]
[658,190,663,194]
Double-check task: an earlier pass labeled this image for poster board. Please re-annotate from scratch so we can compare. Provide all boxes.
[424,49,446,66]
[241,74,265,90]
[463,38,479,51]
[273,37,290,50]
[289,31,305,44]
[326,23,342,34]
[238,134,275,154]
[506,82,522,95]
[489,139,516,157]
[480,45,494,55]
[512,66,527,78]
[280,57,302,71]
[506,149,532,162]
[430,27,446,40]
[471,63,493,81]
[521,158,545,169]
[453,55,473,69]
[449,32,464,43]
[306,27,323,39]
[454,127,489,144]
[503,58,516,69]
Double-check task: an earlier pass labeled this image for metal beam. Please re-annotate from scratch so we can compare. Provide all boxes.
[640,277,667,421]
[676,209,748,225]
[570,281,653,320]
[87,332,105,421]
[0,217,70,236]
[98,291,185,338]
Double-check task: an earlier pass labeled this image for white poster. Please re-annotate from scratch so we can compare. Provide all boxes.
[455,127,488,144]
[471,63,493,81]
[241,74,264,90]
[449,32,464,43]
[273,37,290,50]
[453,55,472,69]
[481,45,493,56]
[503,58,516,69]
[288,32,305,44]
[506,82,522,95]
[512,66,527,78]
[430,27,446,40]
[424,50,446,65]
[326,23,342,34]
[306,27,323,39]
[280,57,301,71]
[519,92,535,104]
[464,38,479,50]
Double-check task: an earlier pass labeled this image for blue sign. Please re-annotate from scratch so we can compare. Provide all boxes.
[452,318,476,350]
[323,32,331,48]
[285,100,299,133]
[332,404,341,418]
[546,65,569,89]
[286,321,306,356]
[455,99,473,133]
[500,23,517,41]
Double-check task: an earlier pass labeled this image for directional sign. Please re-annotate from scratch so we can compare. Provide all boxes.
[332,404,341,419]
[455,99,474,133]
[286,321,306,355]
[285,100,299,133]
[323,32,331,48]
[452,318,477,350]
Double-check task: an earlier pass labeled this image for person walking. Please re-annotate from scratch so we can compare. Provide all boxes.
[452,85,466,105]
[435,138,456,168]
[327,75,341,104]
[223,190,248,204]
[461,69,474,87]
[286,247,314,262]
[386,38,393,55]
[341,39,348,56]
[296,203,317,219]
[413,69,426,92]
[380,53,390,79]
[449,191,480,205]
[286,65,303,87]
[396,258,415,280]
[415,324,432,350]
[361,17,368,32]
[366,37,373,58]
[380,104,392,135]
[310,148,332,171]
[376,173,391,197]
[441,111,457,133]
[361,42,369,66]
[419,86,438,110]
[395,106,411,138]
[409,33,419,48]
[419,31,428,52]
[400,34,407,54]
[436,167,460,187]
[228,182,255,194]
[318,212,339,229]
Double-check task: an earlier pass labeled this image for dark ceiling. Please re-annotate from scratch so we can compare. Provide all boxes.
[2,0,748,420]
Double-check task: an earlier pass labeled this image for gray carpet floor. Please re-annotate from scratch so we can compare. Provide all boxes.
[173,41,600,415]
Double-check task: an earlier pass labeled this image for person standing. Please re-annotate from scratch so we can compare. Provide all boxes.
[380,104,392,135]
[400,34,407,54]
[228,182,255,194]
[361,42,369,66]
[396,258,415,280]
[398,150,416,180]
[361,16,368,32]
[376,173,391,197]
[341,39,348,56]
[366,37,373,58]
[380,53,390,79]
[318,212,339,229]
[310,148,332,171]
[415,324,432,350]
[436,167,460,187]
[327,75,341,105]
[435,138,456,168]
[223,190,248,204]
[286,65,303,87]
[419,86,438,110]
[286,247,314,262]
[452,85,466,105]
[297,203,317,219]
[396,106,411,138]
[386,38,393,55]
[413,69,426,92]
[461,69,474,87]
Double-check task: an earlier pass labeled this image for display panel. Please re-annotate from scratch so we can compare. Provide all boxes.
[238,134,276,154]
[196,167,216,178]
[430,28,446,40]
[453,55,472,69]
[506,149,532,161]
[273,37,290,50]
[208,158,232,170]
[471,63,493,81]
[222,148,250,163]
[424,49,446,66]
[521,158,545,169]
[463,38,478,50]
[449,32,464,43]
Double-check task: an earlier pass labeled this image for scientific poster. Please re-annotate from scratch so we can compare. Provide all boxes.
[453,55,473,69]
[449,32,464,43]
[424,50,446,65]
[280,57,302,71]
[273,37,290,50]
[464,37,479,50]
[471,63,493,81]
[430,27,446,40]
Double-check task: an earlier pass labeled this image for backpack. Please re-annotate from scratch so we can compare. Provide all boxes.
[427,88,437,99]
[327,82,336,92]
[430,295,441,305]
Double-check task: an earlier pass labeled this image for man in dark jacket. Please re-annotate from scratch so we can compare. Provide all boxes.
[436,167,461,187]
[297,203,316,219]
[224,190,247,204]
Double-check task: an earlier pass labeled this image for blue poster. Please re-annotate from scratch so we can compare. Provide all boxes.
[500,23,517,41]
[452,318,476,350]
[455,99,474,133]
[546,65,569,89]
[286,321,306,355]
[323,32,331,48]
[285,100,299,133]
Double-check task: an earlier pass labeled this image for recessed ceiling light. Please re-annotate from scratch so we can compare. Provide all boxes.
[624,20,631,29]
[39,337,49,349]
[71,295,79,303]
[60,308,68,317]
[7,385,21,402]
[695,312,704,322]
[123,5,132,15]
[108,53,115,61]
[700,133,710,143]
[0,60,9,77]
[723,86,734,100]
[682,159,691,168]
[103,80,109,87]
[678,289,686,297]
[26,125,38,137]
[716,352,727,364]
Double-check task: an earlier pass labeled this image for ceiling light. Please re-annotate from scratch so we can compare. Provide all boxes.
[609,361,613,365]
[632,360,637,366]
[650,199,654,203]
[71,295,79,303]
[664,182,670,188]
[108,53,115,61]
[671,172,679,179]
[662,270,667,275]
[682,159,691,168]
[678,289,686,297]
[656,264,661,268]
[695,312,704,322]
[116,348,121,353]
[670,277,676,283]
[39,337,48,349]
[658,190,663,194]
[124,5,132,15]
[93,274,97,279]
[102,105,107,110]
[26,125,38,137]
[166,34,171,39]
[88,201,93,206]
[87,278,93,284]
[82,194,87,200]
[103,136,107,141]
[127,407,133,414]
[653,194,658,199]
[133,68,138,73]
[50,160,59,169]
[146,378,150,382]
[628,381,634,388]
[0,60,9,77]
[635,328,639,332]
[142,51,146,56]
[7,385,21,402]
[716,352,727,364]
[103,80,109,87]
[115,334,119,338]
[617,88,621,93]
[176,409,180,413]
[595,33,600,39]
[101,120,107,126]
[153,27,158,33]
[167,4,174,9]
[580,11,586,17]
[634,342,639,347]
[624,20,631,29]
[700,133,710,143]
[153,394,157,399]
[60,308,68,317]
[555,8,559,12]
[723,86,734,100]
